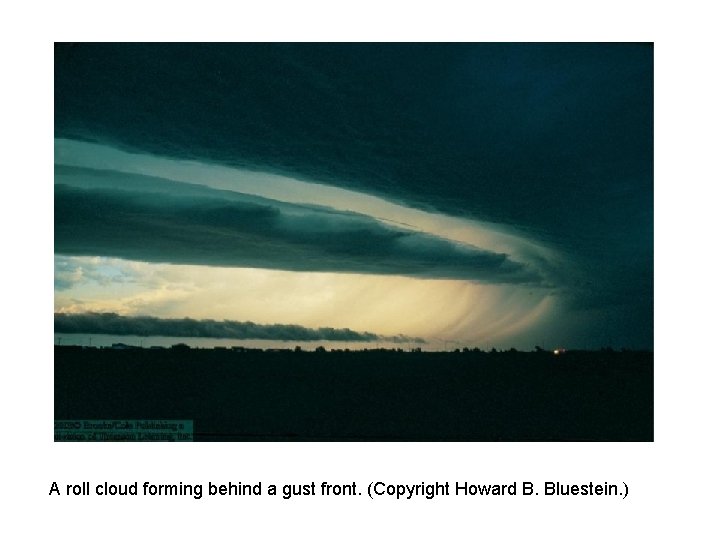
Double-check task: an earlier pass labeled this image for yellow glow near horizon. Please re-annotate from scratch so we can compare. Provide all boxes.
[54,257,557,348]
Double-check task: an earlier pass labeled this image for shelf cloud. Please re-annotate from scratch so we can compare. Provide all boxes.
[55,166,544,284]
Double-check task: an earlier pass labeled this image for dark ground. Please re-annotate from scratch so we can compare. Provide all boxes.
[54,346,653,441]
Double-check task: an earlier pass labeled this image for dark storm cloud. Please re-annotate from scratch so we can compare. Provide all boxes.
[54,44,652,270]
[54,43,653,347]
[54,43,651,248]
[54,312,424,343]
[54,166,542,283]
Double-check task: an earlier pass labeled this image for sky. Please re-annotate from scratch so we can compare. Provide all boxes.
[54,43,653,350]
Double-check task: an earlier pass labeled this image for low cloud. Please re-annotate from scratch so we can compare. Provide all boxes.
[54,312,425,343]
[54,258,84,290]
[54,255,143,290]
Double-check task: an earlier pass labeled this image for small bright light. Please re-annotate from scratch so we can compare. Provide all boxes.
[553,349,560,355]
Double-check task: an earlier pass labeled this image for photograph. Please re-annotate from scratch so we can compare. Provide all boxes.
[54,42,653,441]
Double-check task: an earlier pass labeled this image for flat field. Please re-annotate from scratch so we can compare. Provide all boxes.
[54,347,653,441]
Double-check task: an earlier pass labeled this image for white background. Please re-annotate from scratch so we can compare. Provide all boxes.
[2,1,719,538]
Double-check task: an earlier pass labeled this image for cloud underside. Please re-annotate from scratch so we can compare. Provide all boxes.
[54,167,541,284]
[55,313,424,343]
